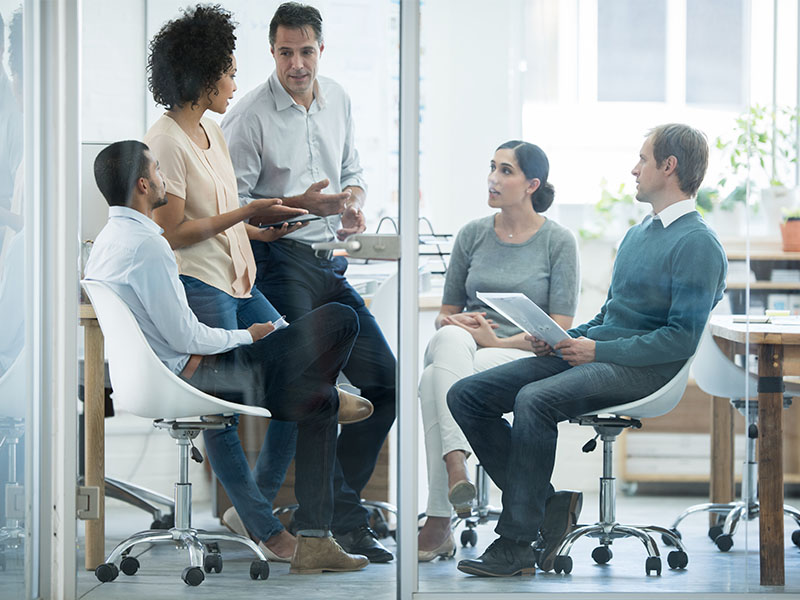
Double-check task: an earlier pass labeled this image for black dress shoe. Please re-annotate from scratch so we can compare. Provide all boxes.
[335,525,394,563]
[536,489,583,572]
[457,537,536,577]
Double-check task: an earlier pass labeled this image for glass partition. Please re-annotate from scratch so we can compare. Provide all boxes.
[75,0,800,598]
[0,3,26,597]
[412,0,799,596]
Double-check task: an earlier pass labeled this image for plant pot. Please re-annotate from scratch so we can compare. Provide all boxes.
[780,218,800,251]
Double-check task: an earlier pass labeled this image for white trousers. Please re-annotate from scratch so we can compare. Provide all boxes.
[418,325,534,517]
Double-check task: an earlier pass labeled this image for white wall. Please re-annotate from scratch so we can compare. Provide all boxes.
[419,0,524,235]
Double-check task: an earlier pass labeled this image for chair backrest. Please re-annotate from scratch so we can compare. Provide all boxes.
[580,343,699,420]
[691,323,755,400]
[82,280,270,420]
[369,273,398,355]
[0,353,26,420]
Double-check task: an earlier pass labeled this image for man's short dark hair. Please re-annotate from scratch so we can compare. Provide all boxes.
[269,2,323,47]
[648,124,709,198]
[94,141,151,207]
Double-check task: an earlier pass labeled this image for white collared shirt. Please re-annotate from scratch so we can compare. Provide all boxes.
[84,206,252,374]
[650,198,697,228]
[222,71,366,245]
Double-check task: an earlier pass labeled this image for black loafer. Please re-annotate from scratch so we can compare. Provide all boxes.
[457,536,536,577]
[335,525,394,563]
[536,489,583,572]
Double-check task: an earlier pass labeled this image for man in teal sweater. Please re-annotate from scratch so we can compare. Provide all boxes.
[448,123,727,577]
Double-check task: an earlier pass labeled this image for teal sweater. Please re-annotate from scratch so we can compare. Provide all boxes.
[568,212,727,378]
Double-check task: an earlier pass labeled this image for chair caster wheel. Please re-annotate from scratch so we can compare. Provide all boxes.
[591,546,612,565]
[553,555,572,574]
[792,529,800,548]
[95,562,119,583]
[151,513,174,530]
[203,553,223,573]
[645,556,662,576]
[708,525,723,541]
[460,529,477,547]
[715,533,733,552]
[120,556,140,576]
[181,566,204,586]
[667,550,688,570]
[661,528,681,547]
[249,560,270,580]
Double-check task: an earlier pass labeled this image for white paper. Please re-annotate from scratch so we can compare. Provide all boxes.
[477,292,570,349]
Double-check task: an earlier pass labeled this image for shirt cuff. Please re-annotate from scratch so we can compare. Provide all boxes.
[233,329,253,347]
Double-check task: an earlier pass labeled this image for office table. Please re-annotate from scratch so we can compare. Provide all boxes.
[79,303,104,571]
[709,315,800,586]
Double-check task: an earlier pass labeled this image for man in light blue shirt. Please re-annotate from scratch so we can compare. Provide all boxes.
[222,2,396,562]
[84,140,371,574]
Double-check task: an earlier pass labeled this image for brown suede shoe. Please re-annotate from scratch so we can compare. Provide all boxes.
[336,385,374,425]
[290,534,369,574]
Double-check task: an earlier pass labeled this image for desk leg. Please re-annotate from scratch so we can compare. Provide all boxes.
[83,322,105,570]
[758,343,784,586]
[710,395,735,527]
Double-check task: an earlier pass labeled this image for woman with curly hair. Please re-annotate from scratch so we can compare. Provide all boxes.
[144,4,309,563]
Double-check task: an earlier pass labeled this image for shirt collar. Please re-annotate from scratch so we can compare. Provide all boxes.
[268,70,325,113]
[108,205,164,234]
[650,198,696,228]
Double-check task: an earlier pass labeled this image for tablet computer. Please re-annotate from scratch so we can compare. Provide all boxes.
[257,214,322,229]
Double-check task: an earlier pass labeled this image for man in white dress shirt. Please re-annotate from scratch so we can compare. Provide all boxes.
[84,140,371,574]
[222,2,395,562]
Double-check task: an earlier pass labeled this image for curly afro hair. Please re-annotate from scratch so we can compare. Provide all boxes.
[147,4,237,110]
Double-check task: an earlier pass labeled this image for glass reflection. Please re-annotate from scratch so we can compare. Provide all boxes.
[0,6,24,597]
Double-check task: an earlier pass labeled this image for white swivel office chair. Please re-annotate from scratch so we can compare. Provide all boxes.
[550,353,696,576]
[0,353,25,569]
[666,325,800,551]
[82,281,271,587]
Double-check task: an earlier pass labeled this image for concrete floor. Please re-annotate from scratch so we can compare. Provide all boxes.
[66,492,800,599]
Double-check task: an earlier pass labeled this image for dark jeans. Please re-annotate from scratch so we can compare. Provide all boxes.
[182,276,359,532]
[447,355,668,543]
[252,239,397,533]
[181,276,287,541]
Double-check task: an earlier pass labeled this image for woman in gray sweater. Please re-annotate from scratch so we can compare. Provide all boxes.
[418,141,580,560]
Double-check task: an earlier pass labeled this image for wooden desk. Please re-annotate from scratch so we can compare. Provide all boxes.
[79,303,104,571]
[710,315,800,586]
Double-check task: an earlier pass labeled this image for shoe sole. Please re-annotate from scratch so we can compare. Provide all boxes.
[457,563,535,577]
[537,491,583,572]
[290,563,369,574]
[448,480,477,518]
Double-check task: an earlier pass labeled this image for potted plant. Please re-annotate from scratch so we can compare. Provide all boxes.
[580,179,649,240]
[713,104,799,236]
[780,208,800,251]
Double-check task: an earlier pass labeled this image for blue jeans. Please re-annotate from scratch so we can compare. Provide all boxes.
[251,239,397,533]
[181,276,302,540]
[447,355,668,543]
